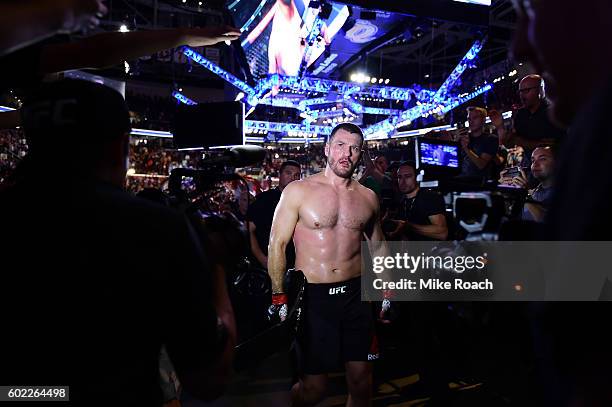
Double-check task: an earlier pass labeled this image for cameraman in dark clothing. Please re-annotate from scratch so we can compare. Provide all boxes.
[0,79,235,405]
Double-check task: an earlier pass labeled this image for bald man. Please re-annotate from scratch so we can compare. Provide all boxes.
[492,74,565,166]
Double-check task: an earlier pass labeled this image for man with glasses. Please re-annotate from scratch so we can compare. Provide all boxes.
[492,74,565,167]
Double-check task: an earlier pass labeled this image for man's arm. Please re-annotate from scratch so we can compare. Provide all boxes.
[490,109,510,146]
[246,3,277,44]
[497,116,556,149]
[164,216,236,401]
[0,0,106,57]
[39,26,240,74]
[359,148,385,184]
[248,221,268,268]
[465,150,493,170]
[363,190,387,257]
[524,202,547,222]
[405,213,448,240]
[268,182,301,294]
[179,263,236,401]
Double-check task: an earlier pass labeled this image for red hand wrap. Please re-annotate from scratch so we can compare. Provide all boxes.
[272,293,288,305]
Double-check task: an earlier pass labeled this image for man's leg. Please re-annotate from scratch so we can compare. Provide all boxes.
[345,361,372,407]
[291,373,328,407]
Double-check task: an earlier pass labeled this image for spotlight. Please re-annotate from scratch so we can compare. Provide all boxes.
[350,73,358,82]
[378,78,383,84]
[364,76,370,82]
[235,92,245,101]
[385,79,390,84]
[119,24,129,33]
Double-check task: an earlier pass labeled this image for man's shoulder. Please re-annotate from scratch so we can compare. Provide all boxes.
[417,188,443,201]
[354,180,380,210]
[356,179,378,197]
[514,106,530,120]
[482,134,500,148]
[91,183,188,227]
[417,189,446,213]
[278,179,312,201]
[253,188,281,204]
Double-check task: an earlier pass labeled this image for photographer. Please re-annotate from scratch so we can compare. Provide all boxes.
[456,106,499,182]
[0,79,235,405]
[499,146,555,223]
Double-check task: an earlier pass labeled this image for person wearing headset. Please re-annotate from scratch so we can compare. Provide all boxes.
[491,74,565,166]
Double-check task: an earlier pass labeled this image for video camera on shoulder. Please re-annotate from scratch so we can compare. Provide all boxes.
[168,101,265,197]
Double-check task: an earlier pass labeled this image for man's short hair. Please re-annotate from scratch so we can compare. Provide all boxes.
[21,79,131,154]
[467,106,488,119]
[397,160,417,173]
[280,160,301,173]
[533,144,556,156]
[327,123,364,145]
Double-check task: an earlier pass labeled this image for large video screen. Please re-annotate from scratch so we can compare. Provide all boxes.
[229,0,406,78]
[419,141,459,168]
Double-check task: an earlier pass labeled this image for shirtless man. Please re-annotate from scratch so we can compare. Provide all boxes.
[268,123,386,407]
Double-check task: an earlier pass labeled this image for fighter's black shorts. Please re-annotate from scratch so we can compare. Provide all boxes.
[297,276,379,375]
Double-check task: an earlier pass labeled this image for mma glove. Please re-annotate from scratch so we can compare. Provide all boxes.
[379,289,396,323]
[268,293,288,323]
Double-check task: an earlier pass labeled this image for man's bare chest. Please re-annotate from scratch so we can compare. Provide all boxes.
[299,189,372,231]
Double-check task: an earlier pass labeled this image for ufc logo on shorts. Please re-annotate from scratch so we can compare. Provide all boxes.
[329,286,346,295]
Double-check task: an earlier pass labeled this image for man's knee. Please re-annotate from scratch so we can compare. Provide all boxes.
[346,363,372,398]
[292,376,327,405]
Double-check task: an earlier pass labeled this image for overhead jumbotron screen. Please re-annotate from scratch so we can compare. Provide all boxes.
[229,0,406,79]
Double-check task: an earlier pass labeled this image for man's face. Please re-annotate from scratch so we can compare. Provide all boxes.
[530,147,554,181]
[518,77,541,109]
[325,129,363,178]
[278,164,301,190]
[375,156,389,173]
[467,109,485,132]
[397,165,417,194]
[511,0,607,126]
